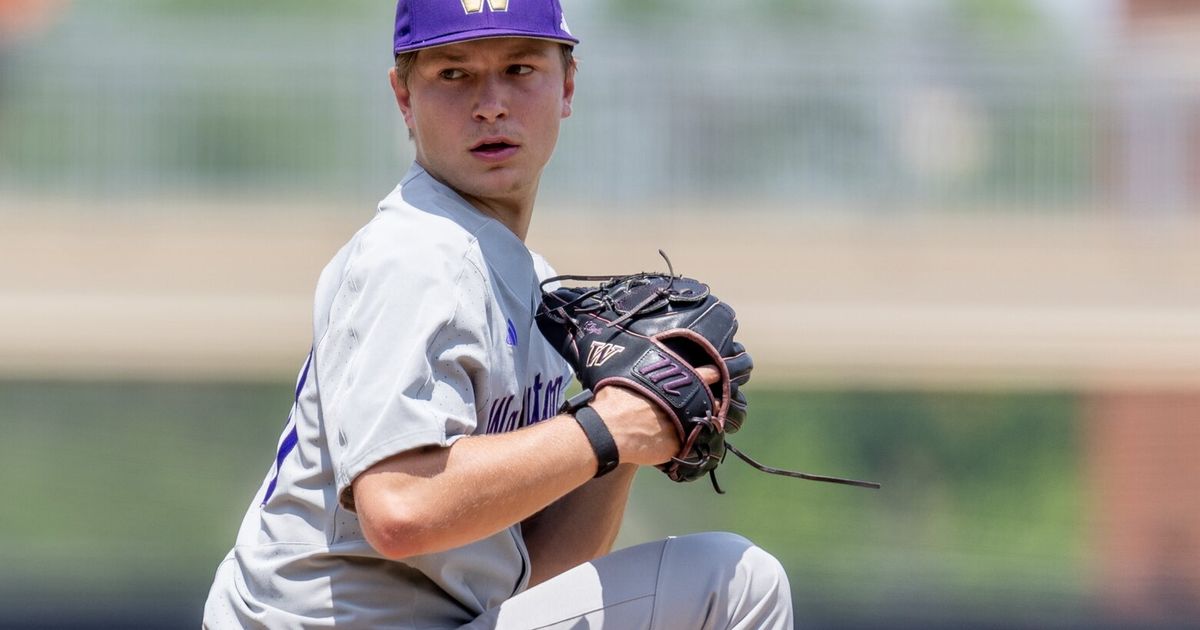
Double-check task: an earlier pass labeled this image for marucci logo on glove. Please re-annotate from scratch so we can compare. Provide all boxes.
[586,341,625,367]
[638,352,692,396]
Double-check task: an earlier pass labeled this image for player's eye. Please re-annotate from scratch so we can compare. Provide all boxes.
[507,64,534,76]
[438,68,467,80]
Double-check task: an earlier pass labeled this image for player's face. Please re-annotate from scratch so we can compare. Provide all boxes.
[390,38,574,215]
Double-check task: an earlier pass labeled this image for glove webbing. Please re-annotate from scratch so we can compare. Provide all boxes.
[539,272,687,329]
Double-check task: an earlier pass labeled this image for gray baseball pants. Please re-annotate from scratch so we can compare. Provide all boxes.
[461,532,793,630]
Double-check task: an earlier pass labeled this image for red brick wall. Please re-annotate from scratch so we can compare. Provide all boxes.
[1086,392,1200,621]
[1124,0,1200,21]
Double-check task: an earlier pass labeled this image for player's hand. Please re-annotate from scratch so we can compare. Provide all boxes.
[590,365,721,467]
[537,269,746,485]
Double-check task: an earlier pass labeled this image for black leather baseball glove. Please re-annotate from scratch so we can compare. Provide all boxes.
[536,252,879,493]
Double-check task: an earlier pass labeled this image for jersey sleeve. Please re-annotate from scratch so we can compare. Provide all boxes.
[315,227,492,510]
[529,250,558,285]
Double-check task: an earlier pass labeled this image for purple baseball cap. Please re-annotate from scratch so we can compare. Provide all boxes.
[394,0,579,55]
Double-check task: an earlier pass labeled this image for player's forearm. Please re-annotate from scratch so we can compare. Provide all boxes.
[521,463,637,586]
[353,413,599,560]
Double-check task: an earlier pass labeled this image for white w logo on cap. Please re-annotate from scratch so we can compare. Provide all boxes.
[462,0,509,13]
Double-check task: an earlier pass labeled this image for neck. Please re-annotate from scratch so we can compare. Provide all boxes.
[415,160,540,242]
[459,191,535,242]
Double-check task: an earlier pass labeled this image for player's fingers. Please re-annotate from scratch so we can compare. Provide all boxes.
[723,341,753,386]
[696,365,721,385]
[725,385,748,433]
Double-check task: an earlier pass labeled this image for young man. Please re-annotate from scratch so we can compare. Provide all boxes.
[203,1,793,627]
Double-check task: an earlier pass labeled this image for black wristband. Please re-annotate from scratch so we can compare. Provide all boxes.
[573,405,620,478]
[561,388,596,414]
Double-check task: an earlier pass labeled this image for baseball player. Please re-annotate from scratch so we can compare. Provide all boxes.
[202,0,793,627]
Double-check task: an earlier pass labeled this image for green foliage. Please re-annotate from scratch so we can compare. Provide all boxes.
[625,388,1085,624]
[758,0,870,27]
[0,381,1085,624]
[0,381,292,602]
[981,95,1096,204]
[110,0,376,18]
[950,0,1045,38]
[603,0,865,28]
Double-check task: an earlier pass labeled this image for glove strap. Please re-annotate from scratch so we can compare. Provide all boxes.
[572,404,620,478]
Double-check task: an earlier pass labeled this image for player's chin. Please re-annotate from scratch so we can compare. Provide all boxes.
[459,167,530,197]
[462,151,544,189]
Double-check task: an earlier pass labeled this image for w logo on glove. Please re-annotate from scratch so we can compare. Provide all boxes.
[586,341,625,367]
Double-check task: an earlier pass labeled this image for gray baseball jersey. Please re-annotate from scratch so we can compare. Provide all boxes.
[203,163,573,629]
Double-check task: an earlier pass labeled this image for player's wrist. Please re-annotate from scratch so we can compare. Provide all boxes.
[572,406,620,477]
[589,385,678,467]
[562,390,621,478]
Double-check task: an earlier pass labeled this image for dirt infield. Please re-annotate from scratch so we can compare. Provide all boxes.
[3,199,1199,389]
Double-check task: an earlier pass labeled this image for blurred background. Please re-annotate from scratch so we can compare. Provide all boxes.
[1,0,1198,627]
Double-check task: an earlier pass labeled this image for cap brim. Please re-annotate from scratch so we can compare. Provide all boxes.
[395,29,578,54]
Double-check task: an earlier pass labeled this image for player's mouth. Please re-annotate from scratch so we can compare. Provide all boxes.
[470,137,520,161]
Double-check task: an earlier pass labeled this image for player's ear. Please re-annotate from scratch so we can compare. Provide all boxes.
[560,61,576,119]
[389,66,416,130]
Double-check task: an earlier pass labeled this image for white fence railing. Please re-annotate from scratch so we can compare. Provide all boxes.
[0,9,1197,215]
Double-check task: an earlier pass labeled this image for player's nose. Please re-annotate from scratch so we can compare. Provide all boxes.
[472,75,508,123]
